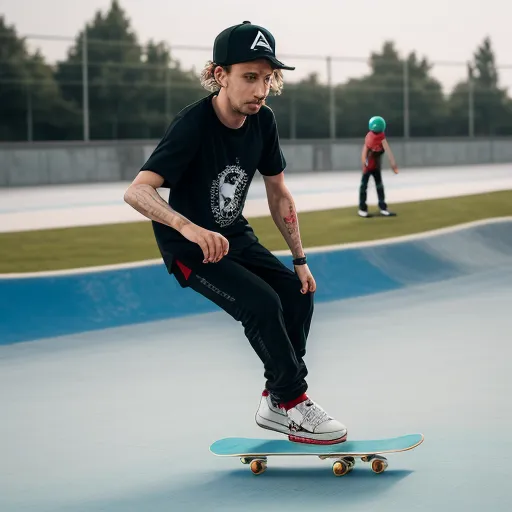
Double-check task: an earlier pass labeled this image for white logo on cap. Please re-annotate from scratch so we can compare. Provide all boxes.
[250,31,272,52]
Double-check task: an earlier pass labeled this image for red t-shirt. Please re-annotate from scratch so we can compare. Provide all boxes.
[364,131,385,172]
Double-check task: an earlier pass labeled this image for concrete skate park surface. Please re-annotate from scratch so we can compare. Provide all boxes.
[1,217,511,511]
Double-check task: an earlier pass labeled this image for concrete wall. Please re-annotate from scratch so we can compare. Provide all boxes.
[1,137,512,187]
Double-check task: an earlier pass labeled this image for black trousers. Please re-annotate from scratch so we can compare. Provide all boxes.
[171,241,313,403]
[359,169,387,211]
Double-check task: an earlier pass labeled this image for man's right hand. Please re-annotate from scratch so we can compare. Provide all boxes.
[180,224,229,263]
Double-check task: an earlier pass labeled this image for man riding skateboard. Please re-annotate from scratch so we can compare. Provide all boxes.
[123,21,347,445]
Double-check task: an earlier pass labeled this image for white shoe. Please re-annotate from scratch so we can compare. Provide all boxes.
[286,397,347,444]
[255,390,290,434]
[255,390,347,444]
[358,209,368,217]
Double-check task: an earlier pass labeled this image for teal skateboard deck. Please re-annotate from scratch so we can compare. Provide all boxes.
[210,433,424,476]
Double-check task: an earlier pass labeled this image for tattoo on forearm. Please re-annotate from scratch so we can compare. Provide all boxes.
[283,205,298,236]
[274,197,304,258]
[126,185,189,231]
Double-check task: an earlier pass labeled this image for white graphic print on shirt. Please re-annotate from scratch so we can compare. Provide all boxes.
[210,160,249,227]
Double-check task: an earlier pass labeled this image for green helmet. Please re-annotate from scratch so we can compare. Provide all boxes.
[368,116,386,133]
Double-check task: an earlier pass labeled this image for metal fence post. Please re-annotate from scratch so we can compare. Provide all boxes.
[327,56,335,139]
[468,63,475,137]
[82,29,90,141]
[290,85,296,140]
[403,59,410,138]
[26,82,33,142]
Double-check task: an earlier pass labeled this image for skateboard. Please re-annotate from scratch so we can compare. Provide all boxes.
[360,211,397,218]
[210,433,423,476]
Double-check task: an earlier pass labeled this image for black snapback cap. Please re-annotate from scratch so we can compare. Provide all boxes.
[213,21,295,71]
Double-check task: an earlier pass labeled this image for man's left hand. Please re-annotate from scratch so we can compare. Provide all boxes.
[294,264,317,294]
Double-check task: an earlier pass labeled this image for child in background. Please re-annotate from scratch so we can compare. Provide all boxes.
[359,116,399,218]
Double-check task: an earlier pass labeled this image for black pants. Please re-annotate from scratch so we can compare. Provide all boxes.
[359,169,387,211]
[171,241,313,403]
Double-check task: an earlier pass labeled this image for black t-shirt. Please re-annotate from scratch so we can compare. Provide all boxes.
[140,92,287,273]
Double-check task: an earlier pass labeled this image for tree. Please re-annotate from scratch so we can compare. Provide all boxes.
[334,41,447,138]
[4,2,512,141]
[0,16,78,141]
[472,37,510,135]
[141,40,172,136]
[54,0,208,140]
[267,72,331,139]
[447,37,512,136]
[405,52,448,137]
[55,0,146,139]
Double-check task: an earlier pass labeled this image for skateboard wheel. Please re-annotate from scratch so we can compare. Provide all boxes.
[345,457,355,471]
[332,460,349,477]
[241,456,266,465]
[371,456,388,474]
[250,459,267,475]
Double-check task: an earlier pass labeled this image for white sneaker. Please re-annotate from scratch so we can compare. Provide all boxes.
[255,390,347,445]
[358,209,368,217]
[286,397,347,444]
[255,390,290,434]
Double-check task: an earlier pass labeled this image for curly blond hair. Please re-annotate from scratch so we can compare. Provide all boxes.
[200,60,284,96]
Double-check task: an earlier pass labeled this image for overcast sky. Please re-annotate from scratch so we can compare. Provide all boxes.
[3,0,512,93]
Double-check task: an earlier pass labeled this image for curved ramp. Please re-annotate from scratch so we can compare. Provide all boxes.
[1,218,511,345]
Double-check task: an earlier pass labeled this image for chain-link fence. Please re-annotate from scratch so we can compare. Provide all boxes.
[2,32,512,142]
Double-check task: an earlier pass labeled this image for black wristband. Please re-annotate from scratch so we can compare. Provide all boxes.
[292,256,307,266]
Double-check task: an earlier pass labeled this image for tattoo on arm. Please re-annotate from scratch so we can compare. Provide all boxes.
[124,184,191,232]
[283,206,298,235]
[270,194,304,259]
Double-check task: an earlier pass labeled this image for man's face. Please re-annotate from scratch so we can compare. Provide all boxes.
[217,59,274,115]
